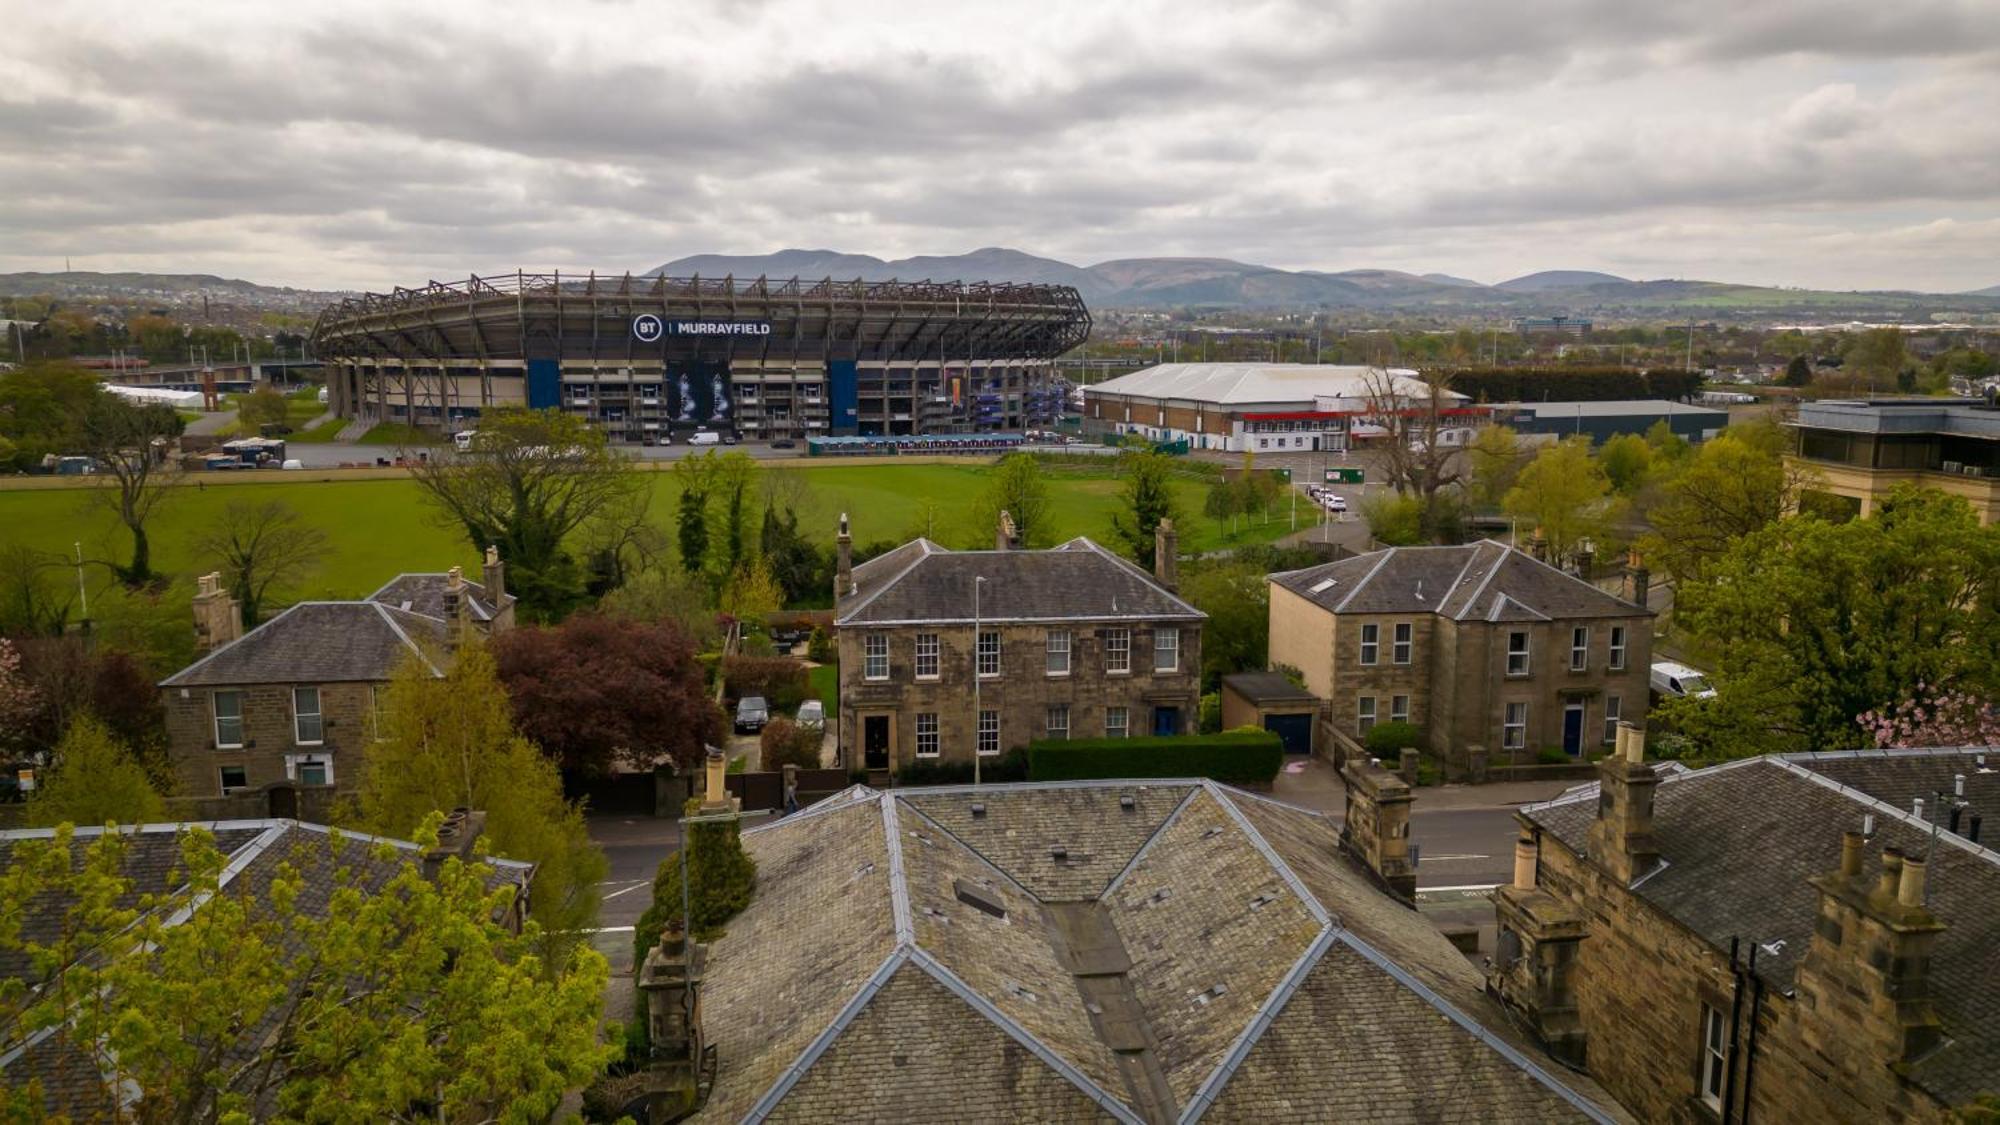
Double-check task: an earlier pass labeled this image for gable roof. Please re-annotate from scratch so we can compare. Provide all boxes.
[160,600,443,687]
[368,572,503,622]
[692,781,1619,1123]
[1522,747,2000,1107]
[1271,541,1649,621]
[836,537,1205,627]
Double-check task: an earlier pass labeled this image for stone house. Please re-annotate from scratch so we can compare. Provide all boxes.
[1494,737,2000,1123]
[830,514,1204,772]
[158,551,514,797]
[1266,541,1653,775]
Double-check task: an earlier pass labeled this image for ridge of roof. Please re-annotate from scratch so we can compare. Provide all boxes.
[1099,786,1204,901]
[892,795,1043,904]
[1178,926,1339,1123]
[370,602,444,676]
[1332,548,1400,614]
[1767,756,2000,869]
[1203,782,1332,927]
[834,541,945,626]
[1451,541,1512,621]
[1506,543,1648,614]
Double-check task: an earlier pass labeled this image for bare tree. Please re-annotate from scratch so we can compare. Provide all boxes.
[78,398,183,585]
[1360,367,1465,542]
[191,498,330,627]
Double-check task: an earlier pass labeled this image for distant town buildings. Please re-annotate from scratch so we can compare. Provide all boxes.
[1513,315,1592,336]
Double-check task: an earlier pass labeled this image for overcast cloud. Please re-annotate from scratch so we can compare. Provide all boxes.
[2,0,1998,293]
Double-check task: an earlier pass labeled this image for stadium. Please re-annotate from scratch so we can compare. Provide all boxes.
[309,271,1092,442]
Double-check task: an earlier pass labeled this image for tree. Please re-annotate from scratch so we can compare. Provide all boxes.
[235,385,289,430]
[1783,353,1813,387]
[1203,479,1241,537]
[1464,424,1527,510]
[1857,687,2000,749]
[190,498,328,627]
[1668,487,2000,757]
[676,487,710,577]
[1643,418,1692,467]
[1179,562,1267,692]
[1110,449,1181,569]
[759,504,829,606]
[1845,327,1908,392]
[1641,420,1814,584]
[0,544,77,637]
[1596,433,1653,495]
[0,639,39,756]
[10,636,170,771]
[0,362,103,472]
[406,407,645,622]
[969,453,1053,548]
[78,396,184,586]
[1365,368,1465,540]
[0,820,615,1120]
[598,565,720,650]
[493,613,722,775]
[24,714,164,827]
[1503,437,1617,562]
[355,644,608,960]
[720,559,783,630]
[1361,492,1429,546]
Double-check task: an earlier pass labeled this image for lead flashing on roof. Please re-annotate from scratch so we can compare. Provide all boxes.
[1202,782,1333,928]
[880,794,916,945]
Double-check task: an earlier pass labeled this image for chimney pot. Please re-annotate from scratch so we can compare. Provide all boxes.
[1620,721,1645,764]
[1513,832,1537,890]
[1898,854,1927,908]
[1840,830,1864,879]
[1876,848,1904,900]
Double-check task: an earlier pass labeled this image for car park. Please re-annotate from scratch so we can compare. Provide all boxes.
[1650,661,1717,699]
[734,695,769,733]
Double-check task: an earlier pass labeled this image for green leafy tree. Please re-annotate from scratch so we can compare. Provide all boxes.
[0,362,104,472]
[1202,479,1240,536]
[1666,487,2000,758]
[1782,354,1813,387]
[759,504,828,606]
[599,564,719,650]
[1845,327,1908,392]
[1644,418,1692,467]
[676,487,710,577]
[1362,492,1428,546]
[719,559,783,628]
[1503,437,1617,562]
[1110,449,1181,569]
[1641,420,1813,584]
[969,452,1054,549]
[1465,424,1527,509]
[0,820,615,1120]
[234,385,289,430]
[1596,433,1653,495]
[25,714,163,827]
[189,498,328,627]
[355,644,608,963]
[1180,562,1268,692]
[79,397,184,585]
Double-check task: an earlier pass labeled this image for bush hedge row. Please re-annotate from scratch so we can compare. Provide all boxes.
[1026,730,1284,786]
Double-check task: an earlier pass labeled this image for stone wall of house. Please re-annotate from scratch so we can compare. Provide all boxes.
[1325,610,1441,741]
[1435,616,1651,775]
[161,680,379,797]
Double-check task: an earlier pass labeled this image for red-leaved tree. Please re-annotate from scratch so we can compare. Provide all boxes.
[492,613,722,774]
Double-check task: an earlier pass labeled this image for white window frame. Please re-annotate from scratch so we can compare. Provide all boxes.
[1357,696,1378,735]
[1104,629,1131,675]
[213,690,244,749]
[914,632,940,680]
[1392,622,1413,665]
[977,630,1001,678]
[1359,623,1380,666]
[1154,627,1180,673]
[292,686,324,746]
[1507,632,1531,676]
[1570,626,1589,672]
[1045,630,1071,677]
[1391,695,1410,724]
[1700,1003,1728,1110]
[1046,705,1070,741]
[1603,696,1622,746]
[285,753,335,787]
[1503,702,1528,750]
[1609,625,1628,671]
[864,633,890,681]
[915,712,940,758]
[218,765,249,794]
[977,710,1000,756]
[1105,706,1129,739]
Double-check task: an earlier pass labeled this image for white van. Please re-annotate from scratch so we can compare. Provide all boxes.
[453,430,479,452]
[688,430,721,446]
[1650,661,1717,699]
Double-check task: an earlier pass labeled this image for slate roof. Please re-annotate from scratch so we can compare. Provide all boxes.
[836,538,1205,627]
[160,600,444,687]
[368,572,503,622]
[692,781,1621,1123]
[1271,540,1649,621]
[0,820,534,1115]
[1522,747,2000,1107]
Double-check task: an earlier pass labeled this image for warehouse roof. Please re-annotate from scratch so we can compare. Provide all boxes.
[1084,363,1446,406]
[1503,399,1725,418]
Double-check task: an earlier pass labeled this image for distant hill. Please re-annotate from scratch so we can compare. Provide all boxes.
[0,270,324,297]
[1494,270,1633,293]
[1421,272,1487,288]
[1967,284,2000,297]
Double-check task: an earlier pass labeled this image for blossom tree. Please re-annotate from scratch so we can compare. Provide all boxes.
[1857,686,2000,749]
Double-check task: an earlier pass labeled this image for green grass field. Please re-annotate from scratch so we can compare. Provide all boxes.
[0,462,1295,606]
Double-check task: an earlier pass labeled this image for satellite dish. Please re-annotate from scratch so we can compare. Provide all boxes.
[1497,927,1522,966]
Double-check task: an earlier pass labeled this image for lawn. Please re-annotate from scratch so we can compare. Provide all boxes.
[357,423,433,446]
[0,461,1293,607]
[807,664,838,719]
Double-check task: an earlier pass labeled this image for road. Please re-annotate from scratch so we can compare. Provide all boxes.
[274,437,821,469]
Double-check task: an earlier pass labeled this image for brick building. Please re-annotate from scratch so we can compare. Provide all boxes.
[158,553,514,797]
[1267,541,1653,775]
[1494,738,2000,1122]
[831,514,1204,772]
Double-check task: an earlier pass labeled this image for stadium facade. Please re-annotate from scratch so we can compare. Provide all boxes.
[308,271,1092,441]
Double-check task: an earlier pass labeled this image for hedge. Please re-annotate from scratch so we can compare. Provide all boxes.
[895,748,1029,787]
[1027,730,1284,786]
[1363,721,1421,755]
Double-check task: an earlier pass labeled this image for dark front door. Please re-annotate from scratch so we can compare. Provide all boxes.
[863,715,891,770]
[1562,704,1585,756]
[1152,706,1181,737]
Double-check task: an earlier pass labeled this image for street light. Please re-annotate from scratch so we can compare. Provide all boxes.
[973,575,987,786]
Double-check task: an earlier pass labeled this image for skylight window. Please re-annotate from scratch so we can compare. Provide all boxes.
[1309,578,1338,594]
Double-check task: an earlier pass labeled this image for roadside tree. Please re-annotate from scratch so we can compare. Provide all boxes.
[235,385,289,430]
[1365,368,1465,540]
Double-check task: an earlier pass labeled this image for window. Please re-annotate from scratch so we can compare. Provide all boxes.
[1507,631,1530,676]
[1105,706,1129,739]
[219,765,248,794]
[1154,627,1180,673]
[1046,705,1070,740]
[863,633,890,680]
[213,690,244,749]
[978,710,1000,756]
[1392,622,1413,665]
[1700,1004,1728,1110]
[1046,630,1071,676]
[1609,625,1628,671]
[1357,697,1378,735]
[286,754,333,787]
[1503,702,1528,750]
[1359,623,1380,665]
[977,631,1001,677]
[1570,626,1589,671]
[1603,696,1622,746]
[1104,629,1131,674]
[292,687,323,745]
[914,633,940,679]
[915,713,940,758]
[1391,695,1410,724]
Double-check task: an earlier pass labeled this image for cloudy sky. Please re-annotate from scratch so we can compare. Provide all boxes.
[4,0,1999,293]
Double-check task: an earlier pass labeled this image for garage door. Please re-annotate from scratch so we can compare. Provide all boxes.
[1264,713,1313,755]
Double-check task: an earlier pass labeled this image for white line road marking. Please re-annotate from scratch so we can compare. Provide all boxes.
[602,881,652,901]
[1420,854,1490,861]
[587,925,636,935]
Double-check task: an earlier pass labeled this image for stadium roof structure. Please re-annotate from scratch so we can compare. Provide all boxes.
[309,271,1091,362]
[1083,362,1452,406]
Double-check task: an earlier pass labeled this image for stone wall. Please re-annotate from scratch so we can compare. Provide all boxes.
[161,679,379,797]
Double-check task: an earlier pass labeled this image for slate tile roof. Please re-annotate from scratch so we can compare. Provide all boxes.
[1523,747,2000,1106]
[694,781,1617,1123]
[1272,540,1648,621]
[158,601,444,687]
[836,538,1204,627]
[367,572,503,622]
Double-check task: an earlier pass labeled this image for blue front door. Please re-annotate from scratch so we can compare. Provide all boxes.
[1152,706,1180,737]
[1562,704,1585,756]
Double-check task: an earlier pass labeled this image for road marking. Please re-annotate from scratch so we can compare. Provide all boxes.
[1419,883,1501,893]
[588,925,636,935]
[1420,853,1490,861]
[602,881,652,901]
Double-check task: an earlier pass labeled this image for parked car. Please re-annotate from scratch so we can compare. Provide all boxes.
[723,432,741,445]
[280,459,304,470]
[734,695,769,733]
[795,700,825,731]
[1320,493,1348,512]
[1650,661,1717,700]
[770,438,798,450]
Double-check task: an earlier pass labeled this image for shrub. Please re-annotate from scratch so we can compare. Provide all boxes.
[1413,760,1441,787]
[759,718,823,772]
[1535,747,1572,765]
[1027,731,1283,786]
[806,626,834,663]
[895,748,1029,787]
[1363,721,1421,756]
[1198,692,1221,734]
[629,805,756,1055]
[721,655,809,711]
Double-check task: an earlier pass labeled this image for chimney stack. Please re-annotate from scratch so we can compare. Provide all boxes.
[639,924,707,1071]
[443,566,468,650]
[421,807,488,881]
[1623,548,1651,608]
[1490,824,1588,1065]
[192,572,243,651]
[1154,518,1179,591]
[1798,839,1946,1068]
[699,744,738,815]
[1527,527,1549,562]
[996,509,1019,551]
[835,513,854,601]
[1586,722,1660,885]
[482,544,506,604]
[1339,756,1415,903]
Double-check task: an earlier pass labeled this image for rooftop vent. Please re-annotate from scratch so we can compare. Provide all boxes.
[921,905,951,925]
[1148,888,1173,907]
[971,802,987,818]
[953,878,1007,920]
[1201,826,1225,840]
[1191,983,1229,1006]
[1249,892,1278,912]
[1119,794,1137,811]
[1004,980,1039,1003]
[1050,845,1070,863]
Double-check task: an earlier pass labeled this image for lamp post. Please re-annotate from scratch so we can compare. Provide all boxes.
[973,575,987,786]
